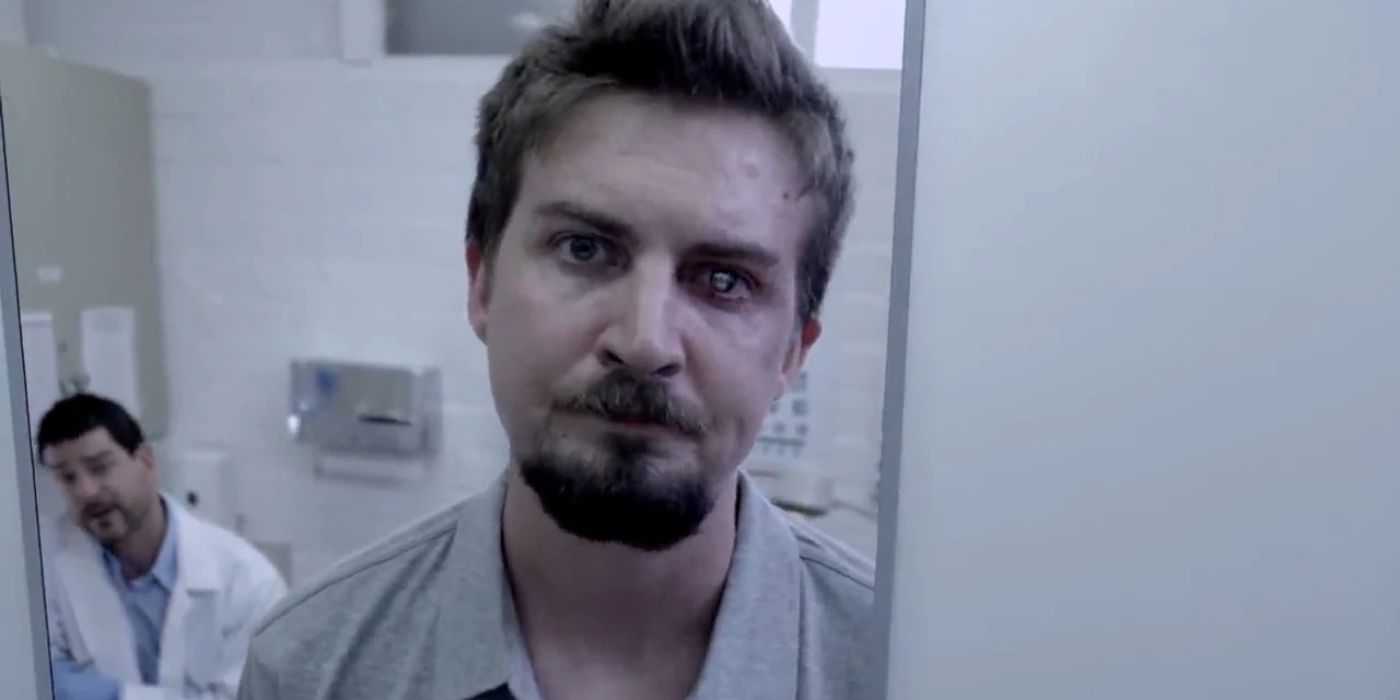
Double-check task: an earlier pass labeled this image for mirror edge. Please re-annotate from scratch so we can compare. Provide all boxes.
[870,0,929,697]
[0,94,56,700]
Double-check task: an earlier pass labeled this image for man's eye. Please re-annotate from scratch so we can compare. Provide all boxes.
[700,267,754,300]
[557,234,612,265]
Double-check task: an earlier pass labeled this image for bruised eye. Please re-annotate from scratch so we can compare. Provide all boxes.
[695,266,755,302]
[710,269,742,294]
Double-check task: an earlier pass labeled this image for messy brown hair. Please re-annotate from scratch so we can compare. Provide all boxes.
[466,0,854,322]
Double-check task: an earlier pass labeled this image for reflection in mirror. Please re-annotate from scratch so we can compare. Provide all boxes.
[5,0,908,697]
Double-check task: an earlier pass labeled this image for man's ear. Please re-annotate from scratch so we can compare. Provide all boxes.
[779,316,822,393]
[136,443,157,472]
[466,238,491,342]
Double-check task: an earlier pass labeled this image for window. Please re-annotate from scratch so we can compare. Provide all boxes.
[815,0,907,69]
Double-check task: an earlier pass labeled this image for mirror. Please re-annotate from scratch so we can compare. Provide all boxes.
[7,2,1398,699]
[2,0,911,697]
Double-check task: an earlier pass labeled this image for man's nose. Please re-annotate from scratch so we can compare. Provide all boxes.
[597,267,684,377]
[68,473,102,502]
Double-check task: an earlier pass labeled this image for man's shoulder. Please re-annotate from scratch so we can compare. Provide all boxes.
[788,513,876,601]
[176,506,282,586]
[240,489,509,698]
[180,511,260,558]
[784,515,880,698]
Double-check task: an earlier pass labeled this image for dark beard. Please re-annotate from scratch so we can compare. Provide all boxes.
[520,370,715,551]
[520,434,714,552]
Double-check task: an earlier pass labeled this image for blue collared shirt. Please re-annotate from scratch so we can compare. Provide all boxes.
[101,500,179,685]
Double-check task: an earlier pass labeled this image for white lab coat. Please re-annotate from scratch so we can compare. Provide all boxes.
[43,498,287,700]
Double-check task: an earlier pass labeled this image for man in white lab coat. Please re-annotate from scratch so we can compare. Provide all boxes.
[36,393,286,700]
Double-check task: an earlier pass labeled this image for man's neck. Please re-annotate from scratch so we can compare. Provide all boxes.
[112,497,167,581]
[501,467,739,661]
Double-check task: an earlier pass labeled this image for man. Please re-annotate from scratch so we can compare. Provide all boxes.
[238,0,872,698]
[38,393,287,700]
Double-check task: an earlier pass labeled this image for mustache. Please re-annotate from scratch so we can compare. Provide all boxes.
[555,371,708,437]
[82,502,118,519]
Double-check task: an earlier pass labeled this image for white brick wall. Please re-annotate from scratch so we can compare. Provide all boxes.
[35,2,897,583]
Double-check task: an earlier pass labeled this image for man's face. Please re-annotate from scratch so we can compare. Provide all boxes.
[468,93,821,550]
[42,428,160,547]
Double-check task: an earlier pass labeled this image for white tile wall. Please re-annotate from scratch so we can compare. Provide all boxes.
[34,3,898,583]
[0,0,25,43]
[35,0,340,64]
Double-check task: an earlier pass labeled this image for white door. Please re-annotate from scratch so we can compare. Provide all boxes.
[0,98,54,699]
[880,2,1400,698]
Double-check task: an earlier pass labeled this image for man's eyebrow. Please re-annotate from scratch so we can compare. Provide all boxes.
[535,200,636,241]
[79,449,116,464]
[690,241,782,269]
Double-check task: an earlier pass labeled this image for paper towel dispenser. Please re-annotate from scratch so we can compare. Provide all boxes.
[288,358,441,458]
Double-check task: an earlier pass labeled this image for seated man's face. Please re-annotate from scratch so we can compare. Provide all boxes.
[42,428,159,547]
[470,92,818,550]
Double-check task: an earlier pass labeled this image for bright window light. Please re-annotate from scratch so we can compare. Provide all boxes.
[767,0,795,36]
[814,0,907,70]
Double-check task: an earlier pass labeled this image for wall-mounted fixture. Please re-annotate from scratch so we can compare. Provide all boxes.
[288,358,441,459]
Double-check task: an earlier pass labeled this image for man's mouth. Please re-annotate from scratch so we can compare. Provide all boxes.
[591,413,674,432]
[554,372,707,437]
[85,506,116,522]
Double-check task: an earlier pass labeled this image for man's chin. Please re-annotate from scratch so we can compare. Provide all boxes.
[86,530,126,548]
[83,515,127,545]
[519,450,715,552]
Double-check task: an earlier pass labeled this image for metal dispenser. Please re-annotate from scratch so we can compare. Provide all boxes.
[288,358,441,458]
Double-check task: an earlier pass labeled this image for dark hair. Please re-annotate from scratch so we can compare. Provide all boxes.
[467,0,854,323]
[35,393,146,459]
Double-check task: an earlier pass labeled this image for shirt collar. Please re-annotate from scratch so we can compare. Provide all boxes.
[435,471,803,700]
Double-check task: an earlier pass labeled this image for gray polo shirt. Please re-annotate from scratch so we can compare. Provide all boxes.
[235,472,876,700]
